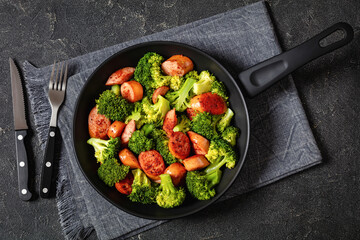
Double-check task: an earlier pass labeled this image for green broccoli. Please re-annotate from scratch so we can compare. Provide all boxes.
[97,158,130,187]
[134,52,163,94]
[142,96,170,126]
[125,101,146,128]
[222,126,240,147]
[168,76,184,91]
[184,70,199,81]
[165,77,197,112]
[111,84,120,96]
[134,52,184,94]
[186,146,237,200]
[151,129,178,165]
[87,137,121,164]
[217,108,234,133]
[190,112,222,140]
[173,115,191,133]
[185,160,223,201]
[128,125,155,155]
[211,80,228,101]
[193,70,216,95]
[156,174,186,208]
[141,124,155,136]
[128,169,158,204]
[95,90,134,121]
[205,138,237,169]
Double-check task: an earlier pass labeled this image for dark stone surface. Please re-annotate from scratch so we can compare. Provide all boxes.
[0,0,359,239]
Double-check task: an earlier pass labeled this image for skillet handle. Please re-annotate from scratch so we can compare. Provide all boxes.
[238,22,354,97]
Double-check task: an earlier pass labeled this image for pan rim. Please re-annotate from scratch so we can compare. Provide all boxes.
[72,40,250,220]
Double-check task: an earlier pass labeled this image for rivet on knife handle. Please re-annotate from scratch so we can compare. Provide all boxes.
[15,130,32,201]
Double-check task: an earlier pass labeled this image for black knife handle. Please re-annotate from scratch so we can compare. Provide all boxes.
[15,130,32,201]
[238,22,354,97]
[40,126,57,198]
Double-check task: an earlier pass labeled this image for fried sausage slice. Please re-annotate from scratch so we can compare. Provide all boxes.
[88,106,111,139]
[168,131,191,159]
[190,92,227,115]
[138,150,165,181]
[105,67,135,85]
[161,55,194,77]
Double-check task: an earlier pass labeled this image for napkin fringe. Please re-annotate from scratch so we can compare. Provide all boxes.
[23,61,51,144]
[56,159,95,240]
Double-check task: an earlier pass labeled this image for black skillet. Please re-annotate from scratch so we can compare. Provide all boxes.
[72,22,353,220]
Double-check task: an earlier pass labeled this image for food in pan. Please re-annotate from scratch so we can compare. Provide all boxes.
[87,52,240,208]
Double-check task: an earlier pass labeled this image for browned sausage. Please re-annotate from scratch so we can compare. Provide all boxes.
[163,108,177,137]
[168,131,191,159]
[88,106,111,139]
[190,92,227,115]
[105,67,135,85]
[161,55,194,77]
[118,148,141,169]
[120,80,143,103]
[187,131,210,155]
[107,121,126,138]
[121,120,136,145]
[182,155,210,171]
[152,86,170,104]
[164,162,187,186]
[115,172,134,195]
[138,150,165,181]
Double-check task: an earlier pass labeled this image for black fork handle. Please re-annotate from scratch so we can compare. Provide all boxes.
[238,22,354,97]
[40,126,57,198]
[15,130,32,201]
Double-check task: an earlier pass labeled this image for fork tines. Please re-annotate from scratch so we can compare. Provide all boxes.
[49,61,68,91]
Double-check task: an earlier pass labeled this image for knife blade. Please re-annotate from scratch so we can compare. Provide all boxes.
[10,58,32,201]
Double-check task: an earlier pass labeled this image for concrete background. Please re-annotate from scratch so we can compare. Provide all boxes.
[0,0,359,239]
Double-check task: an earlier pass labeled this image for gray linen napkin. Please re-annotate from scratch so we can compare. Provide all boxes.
[23,1,322,239]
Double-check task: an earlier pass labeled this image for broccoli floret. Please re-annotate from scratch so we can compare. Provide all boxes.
[151,129,178,165]
[134,52,163,94]
[205,138,237,169]
[186,170,221,200]
[184,70,199,81]
[186,150,236,200]
[193,70,216,95]
[217,108,234,133]
[87,137,121,164]
[156,174,186,208]
[125,101,146,128]
[190,112,222,140]
[96,90,134,121]
[141,124,155,136]
[186,163,222,201]
[128,125,155,155]
[222,126,240,147]
[97,158,130,187]
[142,96,170,127]
[134,52,184,95]
[168,76,184,91]
[165,77,197,112]
[128,169,158,204]
[173,115,191,133]
[111,84,120,96]
[211,80,228,101]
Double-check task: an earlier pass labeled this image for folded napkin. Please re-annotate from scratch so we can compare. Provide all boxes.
[23,1,322,239]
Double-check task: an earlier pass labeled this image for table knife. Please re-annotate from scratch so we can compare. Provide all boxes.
[10,58,32,201]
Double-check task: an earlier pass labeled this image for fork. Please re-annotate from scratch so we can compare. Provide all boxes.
[40,61,68,198]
